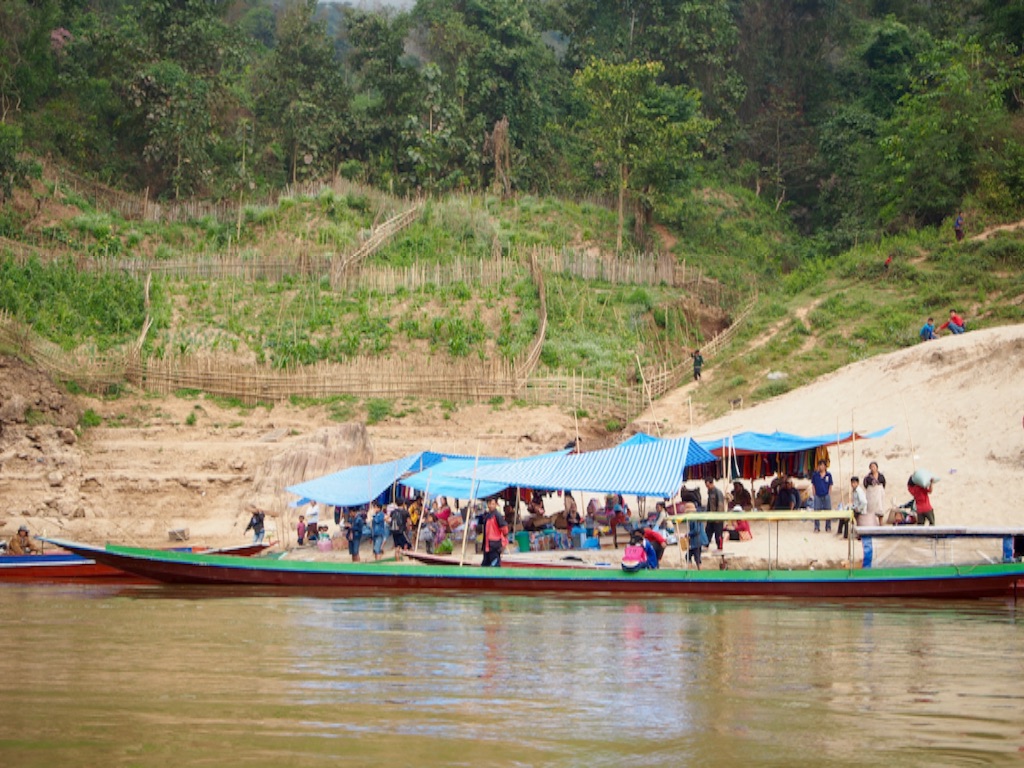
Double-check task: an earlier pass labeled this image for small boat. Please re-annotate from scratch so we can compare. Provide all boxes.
[41,539,1024,599]
[0,542,273,583]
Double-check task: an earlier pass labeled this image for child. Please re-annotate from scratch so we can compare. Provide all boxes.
[296,515,306,546]
[851,476,868,527]
[421,513,441,554]
[687,519,708,568]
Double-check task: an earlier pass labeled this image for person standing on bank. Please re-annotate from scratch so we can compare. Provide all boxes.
[704,478,726,550]
[908,475,936,525]
[811,460,834,533]
[481,498,509,567]
[863,462,886,526]
[245,506,266,544]
[691,349,704,381]
[954,211,965,242]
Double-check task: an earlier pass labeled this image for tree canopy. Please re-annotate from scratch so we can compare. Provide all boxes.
[1,0,1021,245]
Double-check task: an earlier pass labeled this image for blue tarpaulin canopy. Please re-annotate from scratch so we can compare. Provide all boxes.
[446,436,716,498]
[399,457,508,501]
[699,428,893,457]
[399,449,574,500]
[286,451,475,508]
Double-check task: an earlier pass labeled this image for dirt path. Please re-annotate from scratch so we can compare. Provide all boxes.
[970,217,1024,242]
[633,298,824,434]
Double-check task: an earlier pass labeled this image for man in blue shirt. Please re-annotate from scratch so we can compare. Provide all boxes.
[811,460,834,533]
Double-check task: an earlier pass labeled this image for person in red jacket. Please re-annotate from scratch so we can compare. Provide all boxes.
[938,309,966,335]
[907,477,935,525]
[481,498,509,567]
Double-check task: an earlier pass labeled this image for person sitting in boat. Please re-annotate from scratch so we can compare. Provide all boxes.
[622,530,658,571]
[7,525,40,555]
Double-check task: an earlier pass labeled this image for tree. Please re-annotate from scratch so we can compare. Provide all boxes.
[343,7,418,187]
[253,0,350,184]
[573,58,712,251]
[411,0,567,191]
[129,61,214,197]
[558,0,744,136]
[872,40,1014,226]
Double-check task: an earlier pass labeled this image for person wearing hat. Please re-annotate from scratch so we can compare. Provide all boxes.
[7,525,40,556]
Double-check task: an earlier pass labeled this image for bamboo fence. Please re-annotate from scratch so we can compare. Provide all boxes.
[0,296,751,418]
[329,203,423,287]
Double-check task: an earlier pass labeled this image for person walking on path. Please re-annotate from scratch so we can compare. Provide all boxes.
[811,460,834,533]
[691,349,704,381]
[954,211,965,242]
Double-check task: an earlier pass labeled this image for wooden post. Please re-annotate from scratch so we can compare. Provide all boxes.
[459,445,481,566]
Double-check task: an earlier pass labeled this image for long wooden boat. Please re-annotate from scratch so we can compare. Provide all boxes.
[0,542,273,583]
[42,539,1024,599]
[401,549,613,570]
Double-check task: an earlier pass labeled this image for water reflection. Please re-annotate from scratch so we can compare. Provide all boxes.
[0,585,1021,767]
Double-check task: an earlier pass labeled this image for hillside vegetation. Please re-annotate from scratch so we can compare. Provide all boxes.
[2,0,1024,430]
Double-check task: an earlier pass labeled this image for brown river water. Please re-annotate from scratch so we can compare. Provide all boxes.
[1,584,1022,767]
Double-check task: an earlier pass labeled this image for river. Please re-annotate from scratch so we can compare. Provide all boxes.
[1,585,1022,767]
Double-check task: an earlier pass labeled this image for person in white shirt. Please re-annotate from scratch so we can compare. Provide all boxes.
[851,476,869,528]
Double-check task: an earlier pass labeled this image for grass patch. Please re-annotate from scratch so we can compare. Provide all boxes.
[365,398,393,424]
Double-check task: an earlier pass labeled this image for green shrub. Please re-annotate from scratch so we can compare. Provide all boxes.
[365,398,392,424]
[79,409,102,428]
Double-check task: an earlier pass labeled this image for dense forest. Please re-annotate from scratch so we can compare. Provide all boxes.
[2,0,1023,251]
